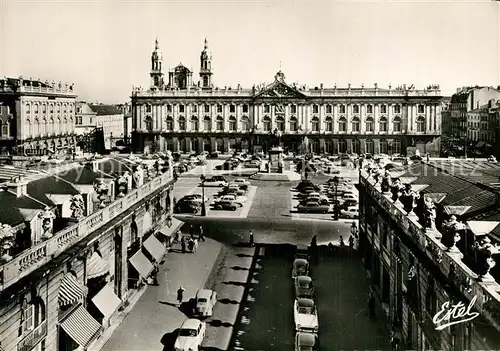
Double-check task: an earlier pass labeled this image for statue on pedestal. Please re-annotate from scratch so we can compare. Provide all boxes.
[401,184,418,215]
[70,194,85,219]
[441,215,465,252]
[390,179,404,203]
[474,236,497,282]
[421,197,436,230]
[381,170,392,193]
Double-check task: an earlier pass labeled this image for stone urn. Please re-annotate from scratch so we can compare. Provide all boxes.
[381,170,392,194]
[441,215,465,253]
[401,184,418,216]
[0,223,15,263]
[39,208,56,240]
[390,179,404,203]
[474,237,497,282]
[93,180,109,208]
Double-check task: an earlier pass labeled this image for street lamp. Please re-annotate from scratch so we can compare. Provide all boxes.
[333,175,339,221]
[350,221,358,236]
[200,175,206,216]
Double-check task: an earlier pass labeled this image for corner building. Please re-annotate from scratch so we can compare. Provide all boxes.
[131,39,443,156]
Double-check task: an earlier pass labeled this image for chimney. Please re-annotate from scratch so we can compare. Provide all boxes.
[6,176,28,197]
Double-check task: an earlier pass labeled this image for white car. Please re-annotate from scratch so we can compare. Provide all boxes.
[343,193,358,202]
[341,206,359,219]
[174,318,206,351]
[219,195,245,207]
[294,298,319,333]
[233,178,251,187]
[194,289,217,317]
[202,176,228,187]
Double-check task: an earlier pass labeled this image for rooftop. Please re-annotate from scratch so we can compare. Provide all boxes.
[88,104,123,116]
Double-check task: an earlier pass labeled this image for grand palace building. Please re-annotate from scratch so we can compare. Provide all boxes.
[131,39,443,156]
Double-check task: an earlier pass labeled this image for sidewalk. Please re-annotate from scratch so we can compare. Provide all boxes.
[94,238,222,351]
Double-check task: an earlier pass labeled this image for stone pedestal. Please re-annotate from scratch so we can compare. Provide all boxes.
[268,146,284,173]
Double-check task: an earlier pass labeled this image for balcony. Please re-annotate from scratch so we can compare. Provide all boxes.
[360,169,500,329]
[0,170,174,292]
[17,319,47,351]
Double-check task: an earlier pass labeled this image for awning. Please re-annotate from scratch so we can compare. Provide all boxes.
[87,251,110,280]
[91,285,121,318]
[60,305,101,348]
[129,251,154,279]
[59,274,88,307]
[467,221,500,237]
[143,235,166,263]
[157,217,185,238]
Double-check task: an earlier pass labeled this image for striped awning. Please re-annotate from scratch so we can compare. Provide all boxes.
[129,251,154,279]
[143,235,166,263]
[59,274,88,307]
[60,305,101,348]
[87,251,110,280]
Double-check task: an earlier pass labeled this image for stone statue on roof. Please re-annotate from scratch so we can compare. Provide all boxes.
[70,194,85,219]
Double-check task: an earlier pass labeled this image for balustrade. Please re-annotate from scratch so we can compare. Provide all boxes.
[0,171,173,292]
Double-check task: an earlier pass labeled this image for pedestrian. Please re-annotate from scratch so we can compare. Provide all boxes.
[188,238,195,253]
[199,225,205,241]
[391,328,401,351]
[339,235,345,247]
[176,230,182,244]
[152,263,159,286]
[177,286,185,306]
[354,233,359,251]
[310,235,318,250]
[348,235,354,249]
[249,230,255,247]
[190,224,195,239]
[181,236,186,253]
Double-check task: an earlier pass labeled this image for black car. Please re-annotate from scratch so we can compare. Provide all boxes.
[174,199,200,214]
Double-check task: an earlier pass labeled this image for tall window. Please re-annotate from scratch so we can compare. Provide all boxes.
[166,117,173,130]
[393,104,401,114]
[25,103,30,114]
[49,118,54,134]
[313,105,319,114]
[49,104,54,113]
[380,139,388,154]
[338,117,347,132]
[192,104,197,113]
[179,105,185,113]
[393,117,402,132]
[326,104,332,114]
[416,117,426,132]
[365,117,374,132]
[241,117,250,131]
[242,104,249,113]
[22,303,34,333]
[190,117,198,131]
[216,116,224,131]
[379,117,388,132]
[205,104,211,113]
[263,117,271,132]
[366,139,374,154]
[167,104,172,113]
[418,104,425,114]
[145,117,153,131]
[216,105,223,113]
[203,116,211,131]
[352,117,360,132]
[264,105,270,113]
[325,117,333,131]
[42,104,47,114]
[203,76,209,87]
[339,105,346,114]
[393,139,401,154]
[276,117,285,131]
[367,104,373,114]
[352,139,360,154]
[353,105,360,114]
[289,118,298,131]
[291,105,297,114]
[229,116,237,131]
[311,117,319,132]
[338,139,347,153]
[380,104,387,114]
[146,105,152,113]
[229,104,236,113]
[26,119,31,137]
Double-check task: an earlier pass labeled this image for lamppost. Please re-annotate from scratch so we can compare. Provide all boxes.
[200,175,206,217]
[333,175,339,221]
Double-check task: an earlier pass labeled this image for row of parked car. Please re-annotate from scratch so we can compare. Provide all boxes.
[214,152,263,170]
[292,248,320,350]
[294,179,359,218]
[210,178,251,211]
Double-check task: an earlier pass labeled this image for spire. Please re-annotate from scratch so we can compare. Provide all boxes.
[155,37,159,50]
[204,37,208,51]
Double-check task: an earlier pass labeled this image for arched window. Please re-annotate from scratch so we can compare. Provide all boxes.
[339,104,346,114]
[166,117,174,131]
[365,117,374,132]
[338,139,347,153]
[366,139,374,154]
[379,117,388,132]
[263,117,271,132]
[229,116,237,131]
[311,117,319,132]
[34,118,40,135]
[57,104,61,113]
[276,116,285,131]
[42,104,47,114]
[34,104,39,114]
[56,117,61,134]
[289,117,297,132]
[393,117,402,132]
[352,139,360,154]
[41,118,47,135]
[190,116,198,131]
[63,118,68,133]
[63,104,67,113]
[416,117,426,132]
[325,117,333,132]
[380,139,388,154]
[351,117,360,132]
[25,103,31,114]
[203,116,211,131]
[49,104,54,113]
[49,118,54,134]
[26,119,31,137]
[216,116,224,131]
[241,117,249,131]
[338,117,347,132]
[353,105,360,114]
[145,117,153,132]
[312,105,319,114]
[179,116,186,131]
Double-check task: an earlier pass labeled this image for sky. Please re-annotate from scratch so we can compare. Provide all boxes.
[1,0,499,104]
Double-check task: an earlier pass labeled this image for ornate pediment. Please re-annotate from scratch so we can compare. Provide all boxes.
[256,82,306,99]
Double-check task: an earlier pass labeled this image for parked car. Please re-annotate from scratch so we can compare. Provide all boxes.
[343,193,358,202]
[294,276,314,299]
[297,202,330,214]
[294,299,319,333]
[340,206,359,219]
[174,199,200,214]
[292,258,310,278]
[232,178,251,188]
[182,194,208,205]
[295,332,320,351]
[220,187,246,197]
[219,195,245,207]
[296,180,320,192]
[203,176,228,187]
[174,318,206,351]
[244,160,261,168]
[306,192,330,203]
[213,200,238,211]
[295,245,310,262]
[193,289,217,317]
[300,197,329,206]
[208,151,219,158]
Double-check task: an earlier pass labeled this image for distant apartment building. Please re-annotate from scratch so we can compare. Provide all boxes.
[467,99,500,147]
[116,103,132,144]
[0,77,77,156]
[75,103,125,149]
[75,102,97,135]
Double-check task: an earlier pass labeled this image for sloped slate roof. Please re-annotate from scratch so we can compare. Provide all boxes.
[57,166,112,185]
[88,104,123,116]
[27,175,80,205]
[0,190,45,225]
[98,158,135,177]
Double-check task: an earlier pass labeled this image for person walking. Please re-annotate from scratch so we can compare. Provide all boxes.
[339,235,345,247]
[249,230,255,247]
[177,286,185,306]
[181,236,186,253]
[190,225,195,239]
[348,235,354,249]
[354,233,359,251]
[199,225,205,241]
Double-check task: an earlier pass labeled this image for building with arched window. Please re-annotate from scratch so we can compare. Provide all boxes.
[131,39,443,155]
[0,77,77,156]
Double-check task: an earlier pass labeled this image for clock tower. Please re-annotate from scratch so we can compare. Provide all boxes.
[199,38,213,89]
[150,38,164,89]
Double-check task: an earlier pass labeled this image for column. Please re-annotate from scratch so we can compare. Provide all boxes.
[426,105,432,132]
[173,137,179,152]
[346,104,352,133]
[374,105,380,134]
[360,104,366,134]
[333,104,338,133]
[186,137,192,153]
[435,104,441,133]
[223,137,230,153]
[346,139,352,153]
[211,136,216,152]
